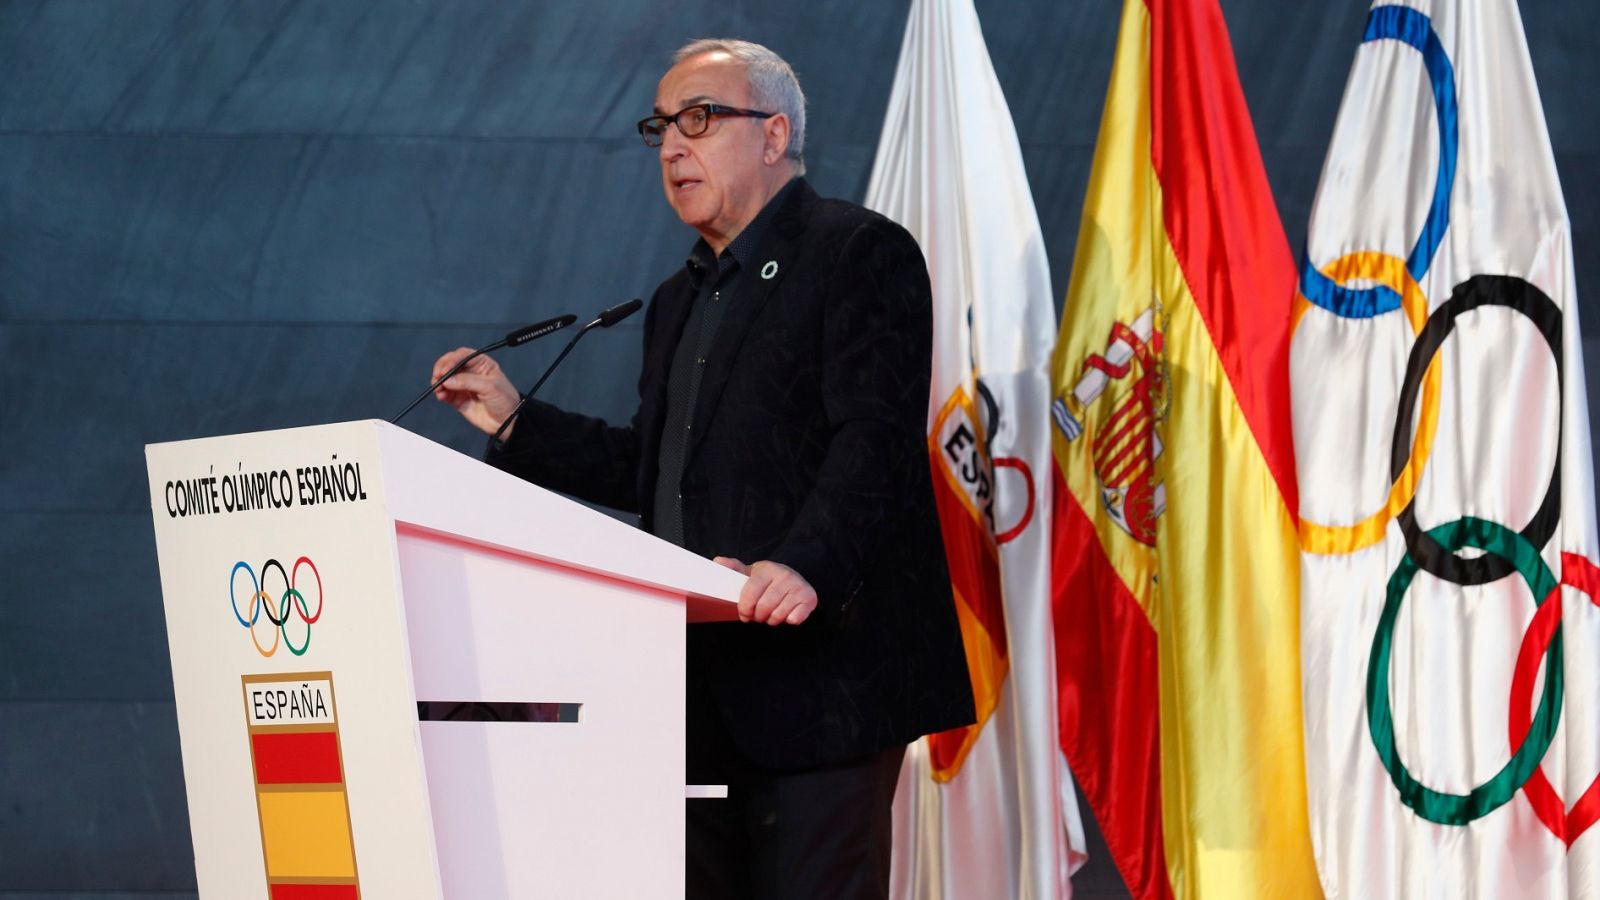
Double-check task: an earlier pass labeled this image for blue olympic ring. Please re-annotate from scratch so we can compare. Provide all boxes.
[1300,4,1458,318]
[230,560,259,627]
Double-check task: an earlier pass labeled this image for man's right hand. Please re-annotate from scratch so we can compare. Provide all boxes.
[431,347,524,437]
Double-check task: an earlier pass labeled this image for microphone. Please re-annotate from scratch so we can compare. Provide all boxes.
[390,314,577,425]
[489,299,644,446]
[504,317,577,347]
[594,297,644,327]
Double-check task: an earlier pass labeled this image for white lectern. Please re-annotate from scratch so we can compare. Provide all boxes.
[146,420,742,899]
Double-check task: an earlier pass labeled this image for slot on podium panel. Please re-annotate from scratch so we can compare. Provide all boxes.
[147,421,741,899]
[417,702,583,723]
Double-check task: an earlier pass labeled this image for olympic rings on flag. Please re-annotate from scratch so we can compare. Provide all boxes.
[1367,517,1562,825]
[1302,4,1592,847]
[1299,5,1458,320]
[1391,275,1563,586]
[1294,4,1460,552]
[228,556,323,658]
[1294,251,1439,554]
[1510,553,1600,844]
[1358,276,1575,831]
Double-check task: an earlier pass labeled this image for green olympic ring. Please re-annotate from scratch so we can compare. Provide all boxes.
[279,588,311,656]
[1367,516,1564,824]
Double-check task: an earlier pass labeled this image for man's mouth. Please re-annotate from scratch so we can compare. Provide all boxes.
[673,177,702,191]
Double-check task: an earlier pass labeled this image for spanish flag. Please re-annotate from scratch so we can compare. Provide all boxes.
[1049,0,1319,896]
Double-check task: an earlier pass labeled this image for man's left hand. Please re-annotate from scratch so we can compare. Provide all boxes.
[713,558,818,626]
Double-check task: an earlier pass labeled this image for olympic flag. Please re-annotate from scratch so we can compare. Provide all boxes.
[865,0,1088,896]
[1293,2,1599,896]
[1049,0,1320,896]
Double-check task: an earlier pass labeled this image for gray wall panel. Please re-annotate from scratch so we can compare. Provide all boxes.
[1559,151,1600,319]
[976,0,1119,148]
[0,136,682,324]
[0,0,665,137]
[1222,0,1367,152]
[0,135,894,325]
[0,0,913,140]
[0,322,643,513]
[1587,337,1600,487]
[1019,146,1098,304]
[1256,146,1329,271]
[0,514,169,702]
[0,883,197,890]
[799,141,879,216]
[1,135,309,322]
[0,702,193,891]
[1521,10,1600,153]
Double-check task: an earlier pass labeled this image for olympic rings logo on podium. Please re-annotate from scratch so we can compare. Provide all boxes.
[1295,4,1597,846]
[229,556,323,658]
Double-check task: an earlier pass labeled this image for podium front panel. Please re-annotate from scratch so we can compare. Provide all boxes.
[149,420,731,899]
[148,423,442,898]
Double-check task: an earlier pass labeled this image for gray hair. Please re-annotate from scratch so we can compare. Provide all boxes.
[674,38,807,175]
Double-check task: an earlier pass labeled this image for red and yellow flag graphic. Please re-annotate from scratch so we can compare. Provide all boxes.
[926,389,1010,778]
[1050,0,1319,896]
[243,672,360,899]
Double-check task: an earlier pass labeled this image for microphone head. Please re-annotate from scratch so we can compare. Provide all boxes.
[596,298,644,328]
[505,314,577,347]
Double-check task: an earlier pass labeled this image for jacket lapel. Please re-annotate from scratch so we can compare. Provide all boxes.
[684,180,815,464]
[637,273,698,523]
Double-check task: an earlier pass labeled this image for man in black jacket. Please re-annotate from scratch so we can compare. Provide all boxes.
[430,38,972,900]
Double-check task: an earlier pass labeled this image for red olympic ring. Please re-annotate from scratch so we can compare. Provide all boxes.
[1509,551,1600,845]
[292,556,323,623]
[993,457,1036,545]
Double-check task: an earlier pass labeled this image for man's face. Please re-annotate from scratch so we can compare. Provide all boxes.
[654,52,779,248]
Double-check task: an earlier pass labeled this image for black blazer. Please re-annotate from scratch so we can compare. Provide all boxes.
[487,180,975,769]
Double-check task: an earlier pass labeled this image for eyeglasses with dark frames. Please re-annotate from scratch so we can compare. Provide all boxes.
[637,103,776,147]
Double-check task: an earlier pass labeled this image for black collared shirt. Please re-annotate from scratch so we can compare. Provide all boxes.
[653,178,798,546]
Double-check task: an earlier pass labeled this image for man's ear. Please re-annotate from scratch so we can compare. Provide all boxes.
[762,114,792,167]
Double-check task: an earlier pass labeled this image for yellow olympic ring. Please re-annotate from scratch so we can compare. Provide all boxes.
[249,590,280,658]
[1294,251,1441,554]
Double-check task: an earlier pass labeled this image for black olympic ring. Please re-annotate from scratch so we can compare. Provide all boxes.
[1390,274,1563,585]
[259,558,291,626]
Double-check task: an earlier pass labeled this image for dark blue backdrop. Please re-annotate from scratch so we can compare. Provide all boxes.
[2,2,1596,896]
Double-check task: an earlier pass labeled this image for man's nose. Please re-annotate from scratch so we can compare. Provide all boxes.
[658,123,689,161]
